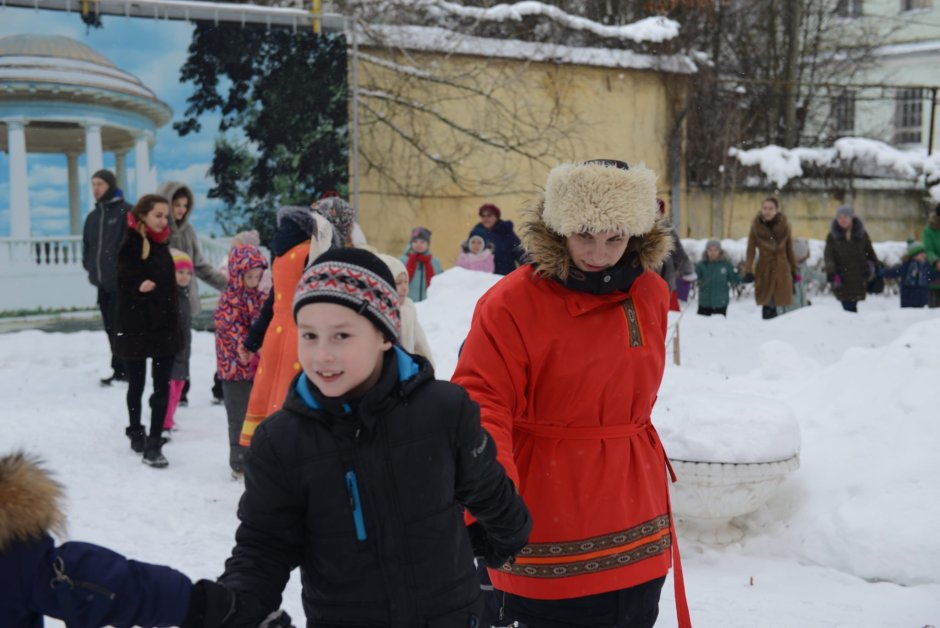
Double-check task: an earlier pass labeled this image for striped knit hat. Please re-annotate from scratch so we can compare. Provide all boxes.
[170,248,193,272]
[293,248,401,342]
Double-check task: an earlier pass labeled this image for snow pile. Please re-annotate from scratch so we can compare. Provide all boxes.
[729,138,940,200]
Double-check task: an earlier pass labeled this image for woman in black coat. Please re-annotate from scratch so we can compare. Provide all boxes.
[114,194,181,468]
[824,205,879,312]
[470,203,524,275]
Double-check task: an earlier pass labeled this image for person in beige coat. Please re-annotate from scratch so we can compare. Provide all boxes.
[155,181,228,315]
[379,253,435,368]
[743,197,797,320]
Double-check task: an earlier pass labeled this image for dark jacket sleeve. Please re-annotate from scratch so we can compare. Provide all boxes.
[117,235,151,297]
[26,537,192,628]
[82,210,98,285]
[244,289,275,353]
[453,393,531,555]
[218,422,304,616]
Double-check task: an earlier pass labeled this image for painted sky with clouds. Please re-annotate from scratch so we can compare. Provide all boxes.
[0,7,225,237]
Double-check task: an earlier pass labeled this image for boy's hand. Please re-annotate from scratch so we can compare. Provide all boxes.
[237,346,254,365]
[466,522,521,570]
[741,272,755,284]
[139,280,156,293]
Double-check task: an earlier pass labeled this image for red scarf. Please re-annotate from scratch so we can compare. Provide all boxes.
[126,212,171,244]
[405,252,435,288]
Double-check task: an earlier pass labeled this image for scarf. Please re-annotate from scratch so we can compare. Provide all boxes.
[405,252,435,288]
[557,251,644,295]
[127,213,170,260]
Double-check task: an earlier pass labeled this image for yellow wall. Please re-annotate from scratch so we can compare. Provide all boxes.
[352,49,681,266]
[683,187,929,242]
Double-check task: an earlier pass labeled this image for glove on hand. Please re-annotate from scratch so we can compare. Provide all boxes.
[183,580,274,628]
[259,609,295,628]
[792,273,802,283]
[466,522,518,569]
[741,272,755,284]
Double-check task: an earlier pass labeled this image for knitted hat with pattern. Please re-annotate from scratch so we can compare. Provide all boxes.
[170,248,193,272]
[293,248,401,342]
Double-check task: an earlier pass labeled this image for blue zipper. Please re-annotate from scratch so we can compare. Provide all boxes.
[345,470,367,541]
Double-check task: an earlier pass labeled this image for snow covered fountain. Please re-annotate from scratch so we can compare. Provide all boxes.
[656,391,801,544]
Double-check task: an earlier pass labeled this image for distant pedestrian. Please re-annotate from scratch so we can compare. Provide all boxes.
[163,249,194,432]
[922,204,940,308]
[880,241,936,308]
[82,169,132,386]
[400,227,443,302]
[114,195,181,468]
[743,197,797,319]
[455,233,495,273]
[378,253,435,366]
[695,239,740,316]
[777,238,812,315]
[824,205,879,313]
[470,203,524,275]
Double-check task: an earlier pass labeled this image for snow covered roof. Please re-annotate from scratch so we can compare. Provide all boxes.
[359,23,696,75]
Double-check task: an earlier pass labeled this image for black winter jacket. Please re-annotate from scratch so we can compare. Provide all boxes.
[219,348,531,628]
[82,193,132,293]
[114,229,181,360]
[824,217,879,302]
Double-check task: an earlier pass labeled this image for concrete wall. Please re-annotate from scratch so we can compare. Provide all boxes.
[353,49,681,267]
[683,186,930,242]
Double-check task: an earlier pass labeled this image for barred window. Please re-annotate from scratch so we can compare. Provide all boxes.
[831,91,855,134]
[894,88,923,144]
[835,0,864,16]
[900,0,932,11]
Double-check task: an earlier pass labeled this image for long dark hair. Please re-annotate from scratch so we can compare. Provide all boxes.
[130,194,169,259]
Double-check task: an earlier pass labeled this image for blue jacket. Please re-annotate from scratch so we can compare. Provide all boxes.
[470,220,523,275]
[0,453,192,628]
[881,258,936,308]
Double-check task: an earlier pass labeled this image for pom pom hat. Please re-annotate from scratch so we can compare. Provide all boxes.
[293,248,401,343]
[170,248,193,272]
[542,159,658,237]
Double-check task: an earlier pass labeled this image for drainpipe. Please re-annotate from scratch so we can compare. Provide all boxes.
[928,87,937,156]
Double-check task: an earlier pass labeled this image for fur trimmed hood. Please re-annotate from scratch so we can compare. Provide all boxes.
[519,194,673,281]
[542,161,658,237]
[830,215,866,241]
[0,452,65,551]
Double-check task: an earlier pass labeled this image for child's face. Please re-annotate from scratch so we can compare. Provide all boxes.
[914,252,927,262]
[143,203,169,232]
[411,238,429,254]
[395,272,409,300]
[706,245,720,261]
[175,268,193,287]
[297,302,391,399]
[469,237,484,254]
[243,268,263,289]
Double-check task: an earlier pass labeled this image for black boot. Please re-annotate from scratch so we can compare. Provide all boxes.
[761,305,778,320]
[142,436,169,468]
[125,426,146,453]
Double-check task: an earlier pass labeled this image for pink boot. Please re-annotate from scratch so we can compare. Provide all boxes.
[164,379,186,430]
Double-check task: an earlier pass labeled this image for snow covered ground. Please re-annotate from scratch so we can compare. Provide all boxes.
[3,265,939,627]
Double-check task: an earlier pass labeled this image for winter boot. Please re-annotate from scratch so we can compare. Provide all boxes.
[142,436,169,468]
[125,426,146,453]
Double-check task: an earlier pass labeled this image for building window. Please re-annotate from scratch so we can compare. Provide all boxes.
[900,0,932,11]
[835,0,864,16]
[832,91,855,135]
[894,88,923,144]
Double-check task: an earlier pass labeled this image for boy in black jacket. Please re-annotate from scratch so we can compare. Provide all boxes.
[184,248,531,628]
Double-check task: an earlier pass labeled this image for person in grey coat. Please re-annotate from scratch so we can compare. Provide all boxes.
[82,169,133,386]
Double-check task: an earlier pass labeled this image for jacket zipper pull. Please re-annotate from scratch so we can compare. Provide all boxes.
[345,470,367,541]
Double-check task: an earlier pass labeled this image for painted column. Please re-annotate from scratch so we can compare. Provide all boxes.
[134,133,152,200]
[7,119,30,239]
[115,150,128,193]
[84,122,104,211]
[67,153,81,235]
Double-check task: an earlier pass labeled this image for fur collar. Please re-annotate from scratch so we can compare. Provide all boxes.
[830,215,866,241]
[519,194,673,282]
[0,452,65,551]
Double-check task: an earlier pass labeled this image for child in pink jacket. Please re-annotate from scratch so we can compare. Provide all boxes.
[456,234,495,273]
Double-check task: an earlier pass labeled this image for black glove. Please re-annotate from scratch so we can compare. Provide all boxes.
[466,522,519,569]
[182,580,277,628]
[741,272,755,284]
[826,273,834,283]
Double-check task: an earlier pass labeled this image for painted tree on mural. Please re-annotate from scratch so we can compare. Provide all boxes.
[175,24,348,240]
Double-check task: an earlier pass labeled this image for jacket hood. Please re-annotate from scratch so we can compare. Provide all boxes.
[519,195,673,281]
[700,249,731,263]
[156,181,195,229]
[228,244,268,284]
[0,452,65,551]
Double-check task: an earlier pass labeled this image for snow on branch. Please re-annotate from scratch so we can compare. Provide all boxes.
[729,138,940,201]
[394,0,680,43]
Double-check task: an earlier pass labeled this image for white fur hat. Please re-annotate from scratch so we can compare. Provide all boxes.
[542,160,658,237]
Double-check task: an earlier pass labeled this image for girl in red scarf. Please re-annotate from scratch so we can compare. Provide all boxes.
[400,226,442,302]
[114,194,182,468]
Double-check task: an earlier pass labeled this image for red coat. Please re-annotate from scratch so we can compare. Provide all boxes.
[453,264,673,600]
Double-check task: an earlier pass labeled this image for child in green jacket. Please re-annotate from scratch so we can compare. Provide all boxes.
[695,239,740,316]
